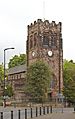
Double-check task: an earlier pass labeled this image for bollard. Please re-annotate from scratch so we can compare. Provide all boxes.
[43,107,45,115]
[47,106,49,114]
[31,108,32,118]
[74,107,75,112]
[62,107,63,113]
[40,107,42,115]
[25,109,27,119]
[36,107,38,117]
[11,111,13,119]
[18,110,20,119]
[1,112,3,119]
[50,106,52,113]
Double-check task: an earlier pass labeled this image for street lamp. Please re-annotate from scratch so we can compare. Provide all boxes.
[3,47,15,107]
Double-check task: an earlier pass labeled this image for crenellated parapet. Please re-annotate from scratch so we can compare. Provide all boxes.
[27,19,62,34]
[27,19,62,51]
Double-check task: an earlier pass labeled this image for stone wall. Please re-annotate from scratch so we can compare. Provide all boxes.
[26,19,63,97]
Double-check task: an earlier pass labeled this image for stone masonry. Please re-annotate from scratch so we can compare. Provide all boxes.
[26,19,63,97]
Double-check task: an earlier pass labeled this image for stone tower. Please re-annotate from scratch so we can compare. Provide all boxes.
[26,19,63,97]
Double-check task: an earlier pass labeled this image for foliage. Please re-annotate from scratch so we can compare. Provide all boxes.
[8,54,26,68]
[63,59,75,103]
[26,60,52,102]
[0,64,4,81]
[5,84,13,97]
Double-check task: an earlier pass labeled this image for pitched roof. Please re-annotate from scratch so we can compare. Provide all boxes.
[8,64,27,75]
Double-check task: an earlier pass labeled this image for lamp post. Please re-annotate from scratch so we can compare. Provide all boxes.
[3,47,15,107]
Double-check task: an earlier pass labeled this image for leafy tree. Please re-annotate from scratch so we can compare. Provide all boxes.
[26,60,52,102]
[0,64,4,81]
[8,54,26,68]
[63,59,75,103]
[5,84,13,97]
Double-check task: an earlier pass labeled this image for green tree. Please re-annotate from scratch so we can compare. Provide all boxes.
[0,64,4,81]
[26,60,52,102]
[5,84,13,97]
[63,59,75,103]
[8,54,26,68]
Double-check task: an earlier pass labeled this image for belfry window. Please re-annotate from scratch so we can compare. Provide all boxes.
[43,36,49,46]
[51,35,57,47]
[34,33,37,46]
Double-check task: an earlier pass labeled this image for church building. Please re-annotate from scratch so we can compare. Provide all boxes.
[26,19,63,98]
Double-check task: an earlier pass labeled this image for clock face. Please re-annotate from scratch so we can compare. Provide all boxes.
[32,52,35,57]
[48,51,53,57]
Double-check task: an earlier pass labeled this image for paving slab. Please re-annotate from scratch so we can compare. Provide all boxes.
[33,112,75,119]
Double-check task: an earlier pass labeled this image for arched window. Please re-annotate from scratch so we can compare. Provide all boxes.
[50,74,57,89]
[34,33,37,46]
[43,36,49,46]
[51,35,57,47]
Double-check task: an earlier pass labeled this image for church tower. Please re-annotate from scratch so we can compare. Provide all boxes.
[26,19,63,97]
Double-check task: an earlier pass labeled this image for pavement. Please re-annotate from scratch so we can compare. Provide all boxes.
[0,106,75,119]
[33,112,75,119]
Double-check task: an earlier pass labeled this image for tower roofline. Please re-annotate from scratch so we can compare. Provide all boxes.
[27,19,62,30]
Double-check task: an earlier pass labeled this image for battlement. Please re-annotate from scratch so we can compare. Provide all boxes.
[27,19,62,32]
[27,19,43,28]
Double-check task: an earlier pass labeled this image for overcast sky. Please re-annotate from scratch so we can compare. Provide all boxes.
[0,0,75,65]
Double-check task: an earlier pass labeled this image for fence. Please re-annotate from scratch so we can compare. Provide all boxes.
[0,106,74,119]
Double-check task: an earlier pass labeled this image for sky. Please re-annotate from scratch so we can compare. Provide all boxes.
[0,0,75,65]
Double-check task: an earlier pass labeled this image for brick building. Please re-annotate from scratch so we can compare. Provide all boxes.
[26,19,63,98]
[7,64,26,100]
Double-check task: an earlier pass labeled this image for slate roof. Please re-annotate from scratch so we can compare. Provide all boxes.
[8,64,27,75]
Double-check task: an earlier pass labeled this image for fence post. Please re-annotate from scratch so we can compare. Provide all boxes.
[1,112,3,119]
[11,111,13,119]
[31,108,32,118]
[18,110,20,119]
[43,106,45,115]
[25,109,27,119]
[40,107,41,115]
[36,107,38,117]
[47,106,49,114]
[50,106,52,113]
